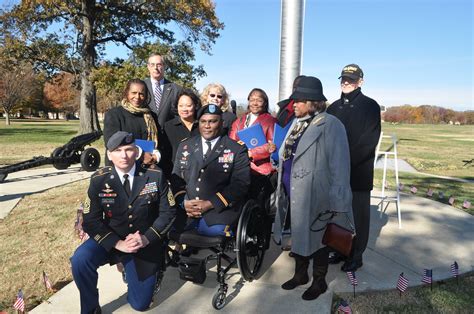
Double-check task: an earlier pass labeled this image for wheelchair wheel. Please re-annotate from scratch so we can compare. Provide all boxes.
[236,200,267,281]
[212,289,227,310]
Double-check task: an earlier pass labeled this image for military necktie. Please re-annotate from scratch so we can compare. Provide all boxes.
[203,140,212,160]
[123,174,131,197]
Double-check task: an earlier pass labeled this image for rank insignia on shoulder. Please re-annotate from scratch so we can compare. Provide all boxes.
[167,189,176,206]
[182,151,190,157]
[83,197,91,214]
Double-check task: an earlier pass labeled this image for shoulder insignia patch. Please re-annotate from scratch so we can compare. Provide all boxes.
[167,189,176,206]
[237,140,245,146]
[83,197,91,214]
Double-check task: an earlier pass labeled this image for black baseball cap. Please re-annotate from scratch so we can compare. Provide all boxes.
[289,76,327,101]
[339,64,364,80]
[107,131,135,151]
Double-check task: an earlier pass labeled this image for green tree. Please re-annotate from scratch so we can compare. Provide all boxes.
[1,0,223,133]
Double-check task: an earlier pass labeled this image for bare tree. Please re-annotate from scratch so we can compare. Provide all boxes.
[0,64,38,125]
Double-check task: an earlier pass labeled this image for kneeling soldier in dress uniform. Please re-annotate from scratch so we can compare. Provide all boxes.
[170,104,251,236]
[70,131,176,313]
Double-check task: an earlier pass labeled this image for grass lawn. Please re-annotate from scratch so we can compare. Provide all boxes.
[0,119,104,165]
[0,180,88,312]
[380,123,474,179]
[333,272,474,313]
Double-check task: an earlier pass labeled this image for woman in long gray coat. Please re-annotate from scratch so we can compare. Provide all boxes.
[273,76,353,300]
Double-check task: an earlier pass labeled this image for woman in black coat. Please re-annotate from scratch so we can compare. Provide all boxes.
[103,79,172,175]
[164,89,201,161]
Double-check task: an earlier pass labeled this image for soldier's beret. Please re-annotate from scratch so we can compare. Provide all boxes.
[197,104,223,120]
[107,131,135,151]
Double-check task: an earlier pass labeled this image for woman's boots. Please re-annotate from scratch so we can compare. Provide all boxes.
[281,254,309,290]
[282,249,329,300]
[302,248,329,300]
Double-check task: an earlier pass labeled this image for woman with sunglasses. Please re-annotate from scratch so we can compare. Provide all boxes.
[200,83,236,135]
[229,88,277,206]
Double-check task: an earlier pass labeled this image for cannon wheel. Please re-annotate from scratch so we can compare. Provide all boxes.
[80,148,101,172]
[52,147,70,170]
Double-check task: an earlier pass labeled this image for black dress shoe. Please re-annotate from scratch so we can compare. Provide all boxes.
[328,252,345,264]
[341,260,363,272]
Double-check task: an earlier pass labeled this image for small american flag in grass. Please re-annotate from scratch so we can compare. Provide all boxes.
[337,300,352,313]
[422,269,432,284]
[397,273,409,292]
[410,186,418,194]
[346,271,358,286]
[426,188,434,197]
[451,261,459,277]
[13,289,25,312]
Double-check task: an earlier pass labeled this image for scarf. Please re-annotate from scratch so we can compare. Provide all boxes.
[121,100,159,148]
[282,115,313,160]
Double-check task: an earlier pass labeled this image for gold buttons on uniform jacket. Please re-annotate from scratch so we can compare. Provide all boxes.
[128,215,133,219]
[198,178,201,182]
[201,169,204,173]
[196,187,200,191]
[128,205,132,209]
[129,224,133,228]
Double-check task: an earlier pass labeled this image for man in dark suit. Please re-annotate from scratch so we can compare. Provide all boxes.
[171,104,251,236]
[70,131,176,313]
[144,54,183,127]
[327,64,381,272]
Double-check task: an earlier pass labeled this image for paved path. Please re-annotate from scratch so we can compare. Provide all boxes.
[0,166,92,219]
[32,190,474,313]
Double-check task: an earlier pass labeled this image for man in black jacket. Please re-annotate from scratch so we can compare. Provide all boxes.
[326,64,381,272]
[71,131,176,313]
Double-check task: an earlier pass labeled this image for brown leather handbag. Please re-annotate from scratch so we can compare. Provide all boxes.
[311,211,355,257]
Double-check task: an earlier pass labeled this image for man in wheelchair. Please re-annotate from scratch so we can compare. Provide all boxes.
[170,104,251,237]
[70,131,176,313]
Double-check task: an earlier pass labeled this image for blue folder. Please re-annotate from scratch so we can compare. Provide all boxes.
[135,139,155,153]
[271,123,292,162]
[236,123,267,149]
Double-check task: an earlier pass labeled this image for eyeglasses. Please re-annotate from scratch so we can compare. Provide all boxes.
[148,63,164,68]
[209,93,223,99]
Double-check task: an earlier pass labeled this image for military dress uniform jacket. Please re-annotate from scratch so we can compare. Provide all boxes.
[83,163,176,276]
[170,135,251,226]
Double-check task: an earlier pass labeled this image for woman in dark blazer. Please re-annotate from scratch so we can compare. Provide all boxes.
[164,89,201,161]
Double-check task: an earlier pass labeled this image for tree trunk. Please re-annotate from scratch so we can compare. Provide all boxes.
[78,0,101,134]
[4,110,10,125]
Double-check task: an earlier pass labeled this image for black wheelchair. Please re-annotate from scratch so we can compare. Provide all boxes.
[167,199,273,310]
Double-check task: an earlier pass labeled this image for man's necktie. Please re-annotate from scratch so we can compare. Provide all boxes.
[123,174,131,197]
[154,82,162,111]
[203,141,212,160]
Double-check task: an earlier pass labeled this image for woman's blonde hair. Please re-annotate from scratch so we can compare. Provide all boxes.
[200,83,230,112]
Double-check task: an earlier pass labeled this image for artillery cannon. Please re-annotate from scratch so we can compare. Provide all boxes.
[0,131,102,183]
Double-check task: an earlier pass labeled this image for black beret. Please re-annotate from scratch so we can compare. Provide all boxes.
[197,104,223,120]
[107,131,135,151]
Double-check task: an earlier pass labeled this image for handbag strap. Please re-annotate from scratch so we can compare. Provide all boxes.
[310,210,355,234]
